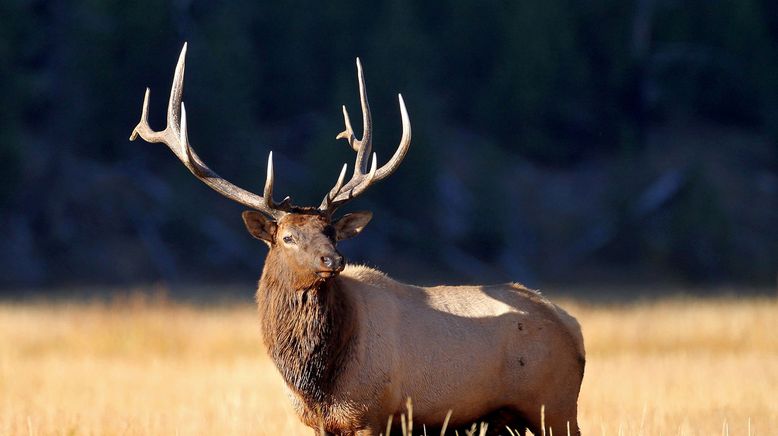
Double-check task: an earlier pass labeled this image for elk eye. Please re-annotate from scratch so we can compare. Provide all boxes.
[282,235,295,244]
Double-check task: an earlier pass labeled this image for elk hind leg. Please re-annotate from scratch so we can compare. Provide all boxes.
[533,405,580,436]
[437,408,528,436]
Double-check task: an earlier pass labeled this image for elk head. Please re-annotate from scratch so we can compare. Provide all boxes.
[242,210,372,285]
[130,43,411,282]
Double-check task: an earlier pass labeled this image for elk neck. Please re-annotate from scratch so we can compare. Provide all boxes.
[256,247,356,405]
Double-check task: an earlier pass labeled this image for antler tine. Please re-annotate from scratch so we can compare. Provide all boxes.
[128,88,153,141]
[320,59,411,214]
[353,58,373,175]
[322,163,349,206]
[374,94,411,181]
[130,43,289,219]
[336,105,357,150]
[336,58,373,177]
[350,152,378,198]
[167,42,187,137]
[179,102,197,174]
[264,152,285,212]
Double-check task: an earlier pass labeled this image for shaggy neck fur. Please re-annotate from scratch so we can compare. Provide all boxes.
[256,248,355,405]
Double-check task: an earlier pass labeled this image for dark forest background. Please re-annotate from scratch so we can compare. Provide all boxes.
[1,0,777,293]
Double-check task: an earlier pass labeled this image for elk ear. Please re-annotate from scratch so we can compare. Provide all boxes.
[333,211,373,241]
[242,211,277,244]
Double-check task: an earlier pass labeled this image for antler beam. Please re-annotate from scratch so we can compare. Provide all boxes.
[130,43,289,219]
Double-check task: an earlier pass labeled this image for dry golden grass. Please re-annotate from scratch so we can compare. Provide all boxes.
[1,292,777,435]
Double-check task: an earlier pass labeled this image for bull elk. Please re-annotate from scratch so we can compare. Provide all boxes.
[130,44,585,436]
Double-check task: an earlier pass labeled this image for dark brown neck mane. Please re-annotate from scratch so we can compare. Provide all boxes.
[256,249,355,405]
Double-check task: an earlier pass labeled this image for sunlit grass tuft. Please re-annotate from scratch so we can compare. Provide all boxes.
[1,294,776,435]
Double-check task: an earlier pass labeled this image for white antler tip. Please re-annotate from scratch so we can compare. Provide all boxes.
[329,162,348,198]
[267,151,275,176]
[399,95,409,117]
[263,151,275,201]
[179,102,189,150]
[178,44,187,64]
[140,88,151,117]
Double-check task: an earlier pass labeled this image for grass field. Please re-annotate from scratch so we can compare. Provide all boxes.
[1,292,776,435]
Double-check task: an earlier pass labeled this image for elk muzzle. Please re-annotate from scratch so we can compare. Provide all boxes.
[316,253,344,278]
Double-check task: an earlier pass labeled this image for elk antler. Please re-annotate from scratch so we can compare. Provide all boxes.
[130,43,290,219]
[319,58,411,214]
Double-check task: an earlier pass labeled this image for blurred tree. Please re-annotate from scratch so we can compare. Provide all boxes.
[0,0,776,289]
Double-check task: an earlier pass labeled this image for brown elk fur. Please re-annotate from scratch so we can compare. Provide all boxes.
[257,242,355,404]
[130,44,584,436]
[250,212,585,436]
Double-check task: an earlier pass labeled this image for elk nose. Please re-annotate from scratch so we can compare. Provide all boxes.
[320,255,343,271]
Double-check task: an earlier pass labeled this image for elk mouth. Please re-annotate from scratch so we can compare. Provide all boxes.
[316,270,339,279]
[316,264,344,279]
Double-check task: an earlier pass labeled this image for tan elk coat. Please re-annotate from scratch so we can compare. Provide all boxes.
[260,263,585,435]
[131,43,586,436]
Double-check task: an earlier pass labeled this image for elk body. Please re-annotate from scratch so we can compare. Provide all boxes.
[131,44,585,436]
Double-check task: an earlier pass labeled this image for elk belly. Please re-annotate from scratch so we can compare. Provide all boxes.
[393,303,523,423]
